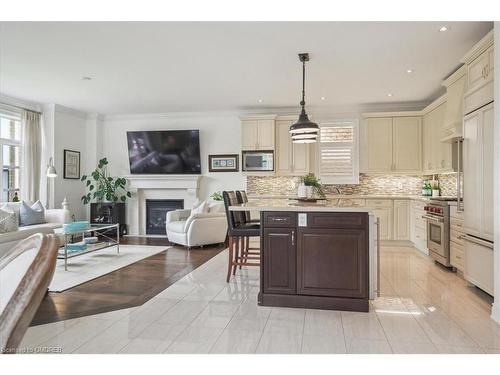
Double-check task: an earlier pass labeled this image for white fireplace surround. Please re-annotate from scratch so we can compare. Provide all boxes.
[125,175,201,236]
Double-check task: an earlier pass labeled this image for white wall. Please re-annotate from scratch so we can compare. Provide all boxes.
[101,113,246,202]
[51,106,92,220]
[492,24,500,324]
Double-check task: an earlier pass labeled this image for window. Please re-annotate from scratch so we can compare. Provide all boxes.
[0,111,22,202]
[318,120,359,184]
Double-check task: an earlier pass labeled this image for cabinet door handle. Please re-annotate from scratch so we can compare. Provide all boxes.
[291,230,295,246]
[271,217,287,222]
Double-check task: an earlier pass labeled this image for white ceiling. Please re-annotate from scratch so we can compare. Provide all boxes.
[0,22,493,115]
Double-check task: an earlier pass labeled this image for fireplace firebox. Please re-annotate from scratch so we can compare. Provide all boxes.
[146,199,184,235]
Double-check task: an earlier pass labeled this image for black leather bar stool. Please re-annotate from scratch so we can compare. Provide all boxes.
[223,191,260,282]
[235,190,260,269]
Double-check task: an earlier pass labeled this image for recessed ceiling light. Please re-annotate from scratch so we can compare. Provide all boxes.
[82,76,92,81]
[406,69,414,74]
[320,96,326,100]
[257,99,263,103]
[387,93,393,97]
[439,26,449,32]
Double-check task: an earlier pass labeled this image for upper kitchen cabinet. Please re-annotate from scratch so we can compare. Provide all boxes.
[392,117,422,172]
[361,114,421,174]
[241,115,276,151]
[441,65,467,142]
[275,117,311,176]
[422,96,453,174]
[461,30,494,115]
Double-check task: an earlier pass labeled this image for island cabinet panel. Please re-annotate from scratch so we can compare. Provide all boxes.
[259,211,370,312]
[262,228,296,295]
[297,228,368,299]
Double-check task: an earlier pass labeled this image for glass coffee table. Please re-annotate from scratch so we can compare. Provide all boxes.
[58,223,120,270]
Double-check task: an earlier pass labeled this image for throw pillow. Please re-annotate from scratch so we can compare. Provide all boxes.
[191,200,208,215]
[0,202,21,225]
[0,208,18,233]
[20,200,46,226]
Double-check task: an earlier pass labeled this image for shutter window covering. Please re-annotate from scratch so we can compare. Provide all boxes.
[319,121,359,184]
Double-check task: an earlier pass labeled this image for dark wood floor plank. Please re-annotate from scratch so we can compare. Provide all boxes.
[31,237,225,326]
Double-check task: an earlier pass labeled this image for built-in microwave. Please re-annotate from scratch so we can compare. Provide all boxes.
[242,151,274,172]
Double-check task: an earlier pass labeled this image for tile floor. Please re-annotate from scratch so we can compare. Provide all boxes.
[20,245,500,354]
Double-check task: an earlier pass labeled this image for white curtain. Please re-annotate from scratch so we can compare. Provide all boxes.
[20,110,42,203]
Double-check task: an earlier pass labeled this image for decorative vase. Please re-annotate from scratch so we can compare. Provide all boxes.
[306,186,314,199]
[297,183,307,198]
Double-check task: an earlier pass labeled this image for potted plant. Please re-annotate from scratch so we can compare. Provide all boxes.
[210,191,223,201]
[298,174,326,199]
[81,158,132,204]
[81,158,131,233]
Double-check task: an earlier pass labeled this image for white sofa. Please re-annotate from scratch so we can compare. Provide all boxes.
[0,202,72,259]
[166,201,228,248]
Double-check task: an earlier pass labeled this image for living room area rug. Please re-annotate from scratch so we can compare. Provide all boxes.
[49,245,169,292]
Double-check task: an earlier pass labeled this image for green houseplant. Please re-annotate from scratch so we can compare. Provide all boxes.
[210,191,223,201]
[299,174,326,199]
[80,158,132,204]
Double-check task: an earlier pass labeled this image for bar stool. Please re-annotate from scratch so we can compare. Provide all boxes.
[223,191,260,282]
[236,190,260,269]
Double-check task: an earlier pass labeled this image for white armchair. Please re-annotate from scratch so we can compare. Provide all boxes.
[166,202,228,248]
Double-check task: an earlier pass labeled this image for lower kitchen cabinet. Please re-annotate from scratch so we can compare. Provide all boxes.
[393,200,410,240]
[296,228,368,299]
[262,228,296,295]
[260,211,369,311]
[365,200,393,240]
[410,200,427,254]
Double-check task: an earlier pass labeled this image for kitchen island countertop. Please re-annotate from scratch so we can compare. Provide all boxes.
[228,198,374,212]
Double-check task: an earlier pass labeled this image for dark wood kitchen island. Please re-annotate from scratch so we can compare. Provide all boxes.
[229,199,377,312]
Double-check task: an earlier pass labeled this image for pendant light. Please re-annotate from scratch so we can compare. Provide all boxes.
[289,53,319,143]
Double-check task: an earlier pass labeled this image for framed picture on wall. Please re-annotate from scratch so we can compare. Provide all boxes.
[63,149,81,179]
[208,154,239,172]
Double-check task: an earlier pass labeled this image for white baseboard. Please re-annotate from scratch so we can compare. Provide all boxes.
[380,240,414,247]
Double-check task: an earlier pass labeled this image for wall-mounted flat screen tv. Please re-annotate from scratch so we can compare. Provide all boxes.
[127,130,201,174]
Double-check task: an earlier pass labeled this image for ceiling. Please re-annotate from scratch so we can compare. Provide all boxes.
[0,22,493,115]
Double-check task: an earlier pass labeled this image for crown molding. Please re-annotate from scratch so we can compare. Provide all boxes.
[421,94,447,115]
[461,29,494,64]
[103,101,428,123]
[0,94,42,113]
[442,65,467,88]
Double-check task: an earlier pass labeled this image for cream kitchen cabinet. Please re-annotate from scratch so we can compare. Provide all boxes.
[241,117,275,151]
[392,117,422,173]
[462,31,494,115]
[441,66,467,141]
[423,100,452,174]
[410,200,427,254]
[364,117,393,173]
[362,115,421,174]
[275,118,310,176]
[393,200,410,241]
[366,199,393,240]
[463,102,494,242]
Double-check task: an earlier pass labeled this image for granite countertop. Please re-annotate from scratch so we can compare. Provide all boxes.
[228,198,373,212]
[247,194,458,203]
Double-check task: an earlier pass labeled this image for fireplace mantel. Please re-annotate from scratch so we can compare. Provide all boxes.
[124,175,202,235]
[125,175,201,190]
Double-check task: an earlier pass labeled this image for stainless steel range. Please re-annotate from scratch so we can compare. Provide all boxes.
[422,200,451,267]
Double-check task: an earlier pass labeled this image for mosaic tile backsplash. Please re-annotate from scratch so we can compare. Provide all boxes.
[247,173,458,197]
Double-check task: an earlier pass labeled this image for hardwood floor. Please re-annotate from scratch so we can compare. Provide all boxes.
[31,237,225,326]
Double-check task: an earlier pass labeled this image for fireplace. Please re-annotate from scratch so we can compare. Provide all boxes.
[146,199,184,235]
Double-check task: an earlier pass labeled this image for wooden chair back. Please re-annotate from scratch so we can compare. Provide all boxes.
[0,234,59,353]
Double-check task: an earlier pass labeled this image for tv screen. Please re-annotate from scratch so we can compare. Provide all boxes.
[127,130,201,174]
